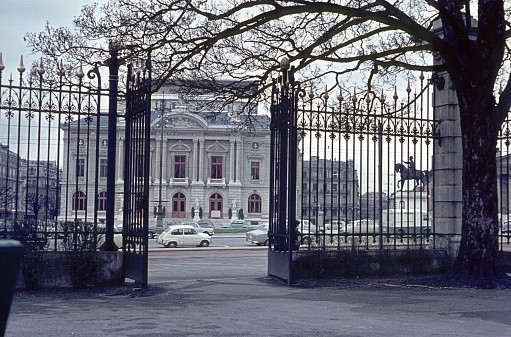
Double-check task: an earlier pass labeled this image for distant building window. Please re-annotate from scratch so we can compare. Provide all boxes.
[211,156,222,179]
[73,191,86,211]
[97,192,107,211]
[313,183,318,191]
[76,159,85,177]
[248,194,262,213]
[100,159,108,178]
[175,155,186,178]
[332,183,338,191]
[251,162,260,180]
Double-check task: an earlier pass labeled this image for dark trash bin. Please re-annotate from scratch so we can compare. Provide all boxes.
[0,240,23,337]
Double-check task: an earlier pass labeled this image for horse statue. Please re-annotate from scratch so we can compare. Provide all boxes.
[394,163,429,190]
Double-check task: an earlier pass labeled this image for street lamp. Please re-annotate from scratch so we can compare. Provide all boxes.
[155,92,168,227]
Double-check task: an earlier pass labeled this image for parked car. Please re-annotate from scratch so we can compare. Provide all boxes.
[246,223,269,246]
[321,220,347,234]
[295,220,317,245]
[163,219,181,227]
[221,220,252,229]
[381,209,428,236]
[501,221,511,235]
[148,227,157,238]
[115,224,158,238]
[345,219,381,234]
[197,219,216,228]
[180,222,215,236]
[157,225,211,248]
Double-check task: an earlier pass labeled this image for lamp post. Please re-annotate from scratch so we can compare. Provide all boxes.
[155,94,167,227]
[102,39,120,251]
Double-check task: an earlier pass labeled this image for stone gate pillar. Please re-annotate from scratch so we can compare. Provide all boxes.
[432,67,463,257]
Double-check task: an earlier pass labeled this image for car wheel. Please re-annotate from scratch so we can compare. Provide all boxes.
[301,237,311,245]
[263,239,269,246]
[166,241,177,248]
[200,240,210,247]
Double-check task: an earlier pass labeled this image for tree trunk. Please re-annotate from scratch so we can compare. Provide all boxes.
[446,92,511,288]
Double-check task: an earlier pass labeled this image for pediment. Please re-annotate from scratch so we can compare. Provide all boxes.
[206,140,228,153]
[152,112,208,130]
[169,140,192,152]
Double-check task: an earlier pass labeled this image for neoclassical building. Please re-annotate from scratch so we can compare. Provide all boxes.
[60,85,271,226]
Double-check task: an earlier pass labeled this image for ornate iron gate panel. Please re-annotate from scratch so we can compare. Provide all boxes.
[268,60,299,284]
[123,56,152,286]
[269,62,439,284]
[0,57,109,252]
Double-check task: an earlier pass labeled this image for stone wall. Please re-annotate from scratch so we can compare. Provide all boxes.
[291,249,451,280]
[15,251,124,289]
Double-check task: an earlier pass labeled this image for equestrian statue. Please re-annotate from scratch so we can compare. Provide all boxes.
[394,156,430,190]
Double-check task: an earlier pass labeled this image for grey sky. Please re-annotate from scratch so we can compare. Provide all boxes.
[0,0,104,69]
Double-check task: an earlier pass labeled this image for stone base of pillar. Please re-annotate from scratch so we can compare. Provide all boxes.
[435,234,460,260]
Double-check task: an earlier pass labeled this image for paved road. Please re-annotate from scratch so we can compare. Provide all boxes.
[6,249,511,337]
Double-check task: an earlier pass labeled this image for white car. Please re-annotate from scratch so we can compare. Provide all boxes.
[157,225,211,248]
[322,220,347,234]
[180,222,215,236]
[345,219,380,234]
[246,224,269,246]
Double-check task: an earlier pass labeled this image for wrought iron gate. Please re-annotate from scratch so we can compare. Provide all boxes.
[122,55,152,286]
[268,60,439,284]
[268,60,299,284]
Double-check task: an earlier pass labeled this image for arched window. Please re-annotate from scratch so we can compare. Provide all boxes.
[97,192,107,211]
[248,194,261,214]
[72,191,87,211]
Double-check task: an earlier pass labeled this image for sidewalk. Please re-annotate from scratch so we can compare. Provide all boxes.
[5,274,511,337]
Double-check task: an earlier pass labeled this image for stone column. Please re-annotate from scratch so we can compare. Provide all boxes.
[236,140,242,183]
[161,138,167,183]
[229,140,235,183]
[192,139,198,182]
[198,140,205,182]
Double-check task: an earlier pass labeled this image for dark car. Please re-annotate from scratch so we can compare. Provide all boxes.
[163,219,181,227]
[148,227,157,239]
[197,219,216,228]
[221,220,252,229]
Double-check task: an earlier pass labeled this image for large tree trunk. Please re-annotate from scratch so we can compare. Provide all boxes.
[436,0,510,288]
[445,92,511,288]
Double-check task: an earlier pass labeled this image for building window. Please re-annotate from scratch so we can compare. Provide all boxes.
[76,159,85,177]
[211,156,222,179]
[332,183,338,191]
[248,194,262,213]
[313,183,318,191]
[175,155,186,178]
[100,159,108,178]
[97,192,107,211]
[72,191,86,211]
[251,162,260,180]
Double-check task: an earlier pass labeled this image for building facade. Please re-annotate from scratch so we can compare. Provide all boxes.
[60,85,271,226]
[300,156,360,225]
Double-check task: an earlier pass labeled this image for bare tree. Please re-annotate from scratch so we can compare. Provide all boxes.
[0,185,16,219]
[26,0,511,287]
[24,193,47,220]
